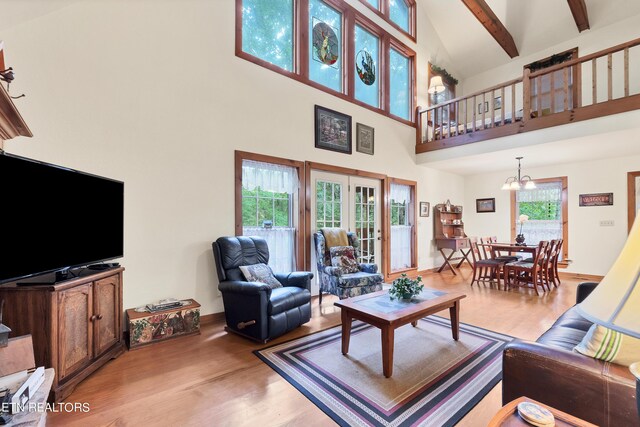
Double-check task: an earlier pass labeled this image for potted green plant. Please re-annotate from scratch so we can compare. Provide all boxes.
[389,274,424,301]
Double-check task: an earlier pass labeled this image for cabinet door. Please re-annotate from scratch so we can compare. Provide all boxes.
[94,275,120,356]
[58,284,93,380]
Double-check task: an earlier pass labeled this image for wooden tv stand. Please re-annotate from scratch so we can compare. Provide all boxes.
[0,267,125,402]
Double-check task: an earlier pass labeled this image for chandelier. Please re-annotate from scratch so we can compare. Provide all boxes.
[501,157,536,190]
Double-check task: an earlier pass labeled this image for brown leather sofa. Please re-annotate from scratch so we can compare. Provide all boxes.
[502,282,638,426]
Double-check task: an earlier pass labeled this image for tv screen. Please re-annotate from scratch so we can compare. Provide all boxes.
[0,154,124,283]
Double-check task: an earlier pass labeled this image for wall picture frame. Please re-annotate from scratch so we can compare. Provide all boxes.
[477,101,489,114]
[356,123,374,155]
[476,198,495,213]
[419,201,430,217]
[494,96,502,110]
[314,105,352,154]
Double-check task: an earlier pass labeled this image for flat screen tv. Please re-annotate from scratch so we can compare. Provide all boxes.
[0,153,124,283]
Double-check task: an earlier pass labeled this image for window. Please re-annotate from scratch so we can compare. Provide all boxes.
[388,179,416,275]
[236,0,416,125]
[389,0,410,33]
[315,181,342,229]
[389,47,410,120]
[354,25,380,108]
[511,177,568,260]
[241,0,294,72]
[357,0,416,40]
[309,0,343,92]
[236,152,305,272]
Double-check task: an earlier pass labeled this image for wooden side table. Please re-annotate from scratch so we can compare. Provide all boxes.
[489,397,597,427]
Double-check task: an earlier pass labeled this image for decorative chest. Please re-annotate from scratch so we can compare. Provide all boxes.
[126,299,201,349]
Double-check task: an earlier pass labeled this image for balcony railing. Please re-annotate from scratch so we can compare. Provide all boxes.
[416,37,640,153]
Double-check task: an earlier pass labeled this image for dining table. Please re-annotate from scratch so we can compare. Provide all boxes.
[484,243,539,259]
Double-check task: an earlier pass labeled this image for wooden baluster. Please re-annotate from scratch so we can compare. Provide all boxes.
[455,101,460,136]
[576,63,582,108]
[592,58,597,104]
[537,76,542,117]
[608,53,613,101]
[448,104,452,139]
[523,68,531,122]
[563,67,569,111]
[482,92,486,129]
[624,47,630,97]
[416,106,423,144]
[550,71,555,113]
[511,82,516,124]
[463,99,468,134]
[473,95,477,131]
[441,106,445,139]
[500,86,505,125]
[490,89,495,128]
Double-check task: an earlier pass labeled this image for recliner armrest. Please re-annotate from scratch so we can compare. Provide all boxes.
[274,272,313,290]
[359,263,378,274]
[218,280,272,296]
[576,281,599,304]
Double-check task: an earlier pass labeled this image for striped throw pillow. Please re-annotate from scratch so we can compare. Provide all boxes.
[574,324,640,366]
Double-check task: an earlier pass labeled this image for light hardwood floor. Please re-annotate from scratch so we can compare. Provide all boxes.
[48,268,582,427]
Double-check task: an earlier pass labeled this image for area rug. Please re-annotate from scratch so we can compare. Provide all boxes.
[255,316,513,427]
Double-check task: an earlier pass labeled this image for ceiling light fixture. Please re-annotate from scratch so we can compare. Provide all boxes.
[501,157,536,191]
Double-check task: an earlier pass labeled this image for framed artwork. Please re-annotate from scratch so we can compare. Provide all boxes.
[356,123,374,155]
[494,96,502,110]
[419,202,430,217]
[477,101,489,114]
[476,198,495,213]
[579,193,613,207]
[314,105,352,154]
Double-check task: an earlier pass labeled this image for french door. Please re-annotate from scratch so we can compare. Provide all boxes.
[310,171,382,292]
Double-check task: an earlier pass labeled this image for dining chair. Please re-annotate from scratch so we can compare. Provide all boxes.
[546,239,563,288]
[504,241,550,295]
[470,237,505,290]
[480,236,522,263]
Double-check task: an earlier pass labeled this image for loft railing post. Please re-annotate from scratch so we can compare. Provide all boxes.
[523,68,531,123]
[415,106,422,146]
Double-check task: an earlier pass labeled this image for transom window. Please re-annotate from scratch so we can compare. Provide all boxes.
[236,0,416,125]
[358,0,416,39]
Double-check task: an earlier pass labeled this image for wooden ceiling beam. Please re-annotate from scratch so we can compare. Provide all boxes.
[567,0,590,32]
[461,0,519,58]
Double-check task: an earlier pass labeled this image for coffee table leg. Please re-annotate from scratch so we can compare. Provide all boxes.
[450,301,460,341]
[341,309,352,355]
[381,326,394,377]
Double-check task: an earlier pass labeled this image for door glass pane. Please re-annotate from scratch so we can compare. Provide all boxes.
[389,0,410,32]
[390,48,410,120]
[355,25,379,108]
[316,180,342,229]
[354,185,376,264]
[309,0,342,92]
[242,0,294,71]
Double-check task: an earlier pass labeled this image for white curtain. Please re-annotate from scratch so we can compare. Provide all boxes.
[516,181,563,255]
[242,227,295,273]
[390,183,412,271]
[242,160,298,273]
[242,160,298,193]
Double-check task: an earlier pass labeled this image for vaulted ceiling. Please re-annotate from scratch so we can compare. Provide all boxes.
[421,0,640,79]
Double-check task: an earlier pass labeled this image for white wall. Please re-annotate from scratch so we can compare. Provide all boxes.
[2,0,463,315]
[464,153,640,276]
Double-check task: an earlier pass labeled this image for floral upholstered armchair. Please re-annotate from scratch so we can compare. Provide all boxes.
[314,230,383,303]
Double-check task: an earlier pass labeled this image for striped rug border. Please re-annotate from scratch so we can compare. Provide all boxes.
[254,316,513,427]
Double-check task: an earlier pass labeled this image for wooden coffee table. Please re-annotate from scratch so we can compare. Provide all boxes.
[489,397,597,426]
[334,289,466,378]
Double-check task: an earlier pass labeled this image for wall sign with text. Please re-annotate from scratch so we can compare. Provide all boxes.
[579,193,614,207]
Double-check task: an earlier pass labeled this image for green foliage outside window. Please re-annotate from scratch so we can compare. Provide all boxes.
[518,201,561,221]
[391,201,407,225]
[242,187,291,227]
[242,0,294,71]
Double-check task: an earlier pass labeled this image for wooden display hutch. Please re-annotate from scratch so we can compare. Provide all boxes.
[0,267,125,402]
[434,203,471,275]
